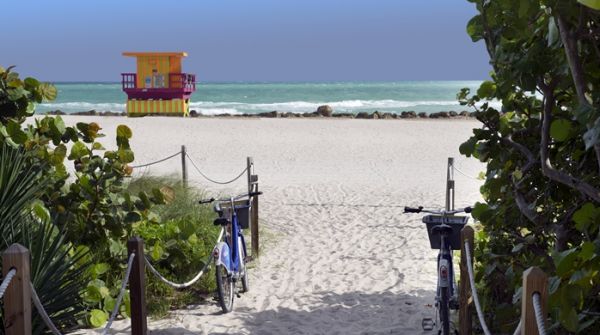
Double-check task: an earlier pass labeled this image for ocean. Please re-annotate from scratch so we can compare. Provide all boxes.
[38,81,486,115]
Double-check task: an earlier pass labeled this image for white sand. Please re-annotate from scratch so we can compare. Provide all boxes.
[67,117,485,335]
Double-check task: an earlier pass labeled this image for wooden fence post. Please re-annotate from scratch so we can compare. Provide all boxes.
[446,157,455,211]
[459,226,474,335]
[251,175,259,258]
[3,243,31,335]
[247,156,259,258]
[521,267,547,335]
[181,145,188,189]
[128,237,147,335]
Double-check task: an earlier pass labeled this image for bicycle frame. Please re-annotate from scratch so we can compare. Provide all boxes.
[213,198,248,276]
[436,225,456,298]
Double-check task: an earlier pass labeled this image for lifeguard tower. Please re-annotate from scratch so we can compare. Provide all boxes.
[121,52,196,116]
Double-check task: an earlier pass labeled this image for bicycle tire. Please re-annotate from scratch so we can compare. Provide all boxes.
[439,286,450,335]
[240,237,249,292]
[216,264,234,313]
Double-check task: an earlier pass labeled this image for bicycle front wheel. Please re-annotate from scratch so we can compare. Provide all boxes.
[215,264,234,313]
[439,286,450,335]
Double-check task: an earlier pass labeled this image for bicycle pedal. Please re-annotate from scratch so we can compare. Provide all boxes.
[244,255,254,263]
[422,318,435,331]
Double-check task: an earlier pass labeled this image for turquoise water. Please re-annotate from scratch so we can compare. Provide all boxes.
[38,81,484,115]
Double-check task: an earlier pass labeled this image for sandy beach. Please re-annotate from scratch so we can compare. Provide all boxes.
[68,116,484,335]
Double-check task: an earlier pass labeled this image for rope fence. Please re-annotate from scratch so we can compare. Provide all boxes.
[144,228,224,289]
[186,152,248,185]
[448,157,548,335]
[130,151,180,169]
[460,226,548,335]
[0,268,16,299]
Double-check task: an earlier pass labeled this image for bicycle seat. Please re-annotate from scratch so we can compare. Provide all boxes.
[431,224,454,235]
[213,218,230,226]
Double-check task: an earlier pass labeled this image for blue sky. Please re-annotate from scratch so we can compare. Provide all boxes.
[2,0,489,82]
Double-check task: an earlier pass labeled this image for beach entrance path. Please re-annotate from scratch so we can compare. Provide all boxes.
[71,117,484,335]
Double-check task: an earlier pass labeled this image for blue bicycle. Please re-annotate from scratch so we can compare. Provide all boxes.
[199,191,261,313]
[404,206,471,335]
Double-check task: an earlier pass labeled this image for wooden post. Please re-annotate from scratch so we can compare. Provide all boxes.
[128,237,147,335]
[459,226,474,335]
[521,267,548,335]
[247,157,254,194]
[181,145,188,189]
[251,175,259,258]
[446,157,455,211]
[247,157,260,258]
[3,243,31,335]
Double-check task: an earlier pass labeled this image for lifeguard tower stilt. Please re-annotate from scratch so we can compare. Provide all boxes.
[121,52,196,117]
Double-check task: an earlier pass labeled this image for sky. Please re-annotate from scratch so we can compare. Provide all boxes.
[2,0,490,82]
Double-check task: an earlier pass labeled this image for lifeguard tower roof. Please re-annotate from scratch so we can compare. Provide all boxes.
[122,52,188,57]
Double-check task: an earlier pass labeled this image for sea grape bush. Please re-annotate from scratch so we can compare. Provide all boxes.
[0,67,164,327]
[462,0,600,333]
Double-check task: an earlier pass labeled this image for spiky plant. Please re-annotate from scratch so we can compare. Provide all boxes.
[0,143,89,334]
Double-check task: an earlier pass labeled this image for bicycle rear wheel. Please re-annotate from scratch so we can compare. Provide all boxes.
[439,286,450,335]
[239,237,249,292]
[215,265,234,313]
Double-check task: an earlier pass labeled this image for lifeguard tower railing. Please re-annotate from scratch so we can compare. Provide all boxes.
[121,73,196,99]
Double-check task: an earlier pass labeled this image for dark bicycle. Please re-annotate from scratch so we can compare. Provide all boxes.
[404,206,472,335]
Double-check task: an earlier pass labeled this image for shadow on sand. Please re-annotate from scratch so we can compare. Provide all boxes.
[155,289,436,335]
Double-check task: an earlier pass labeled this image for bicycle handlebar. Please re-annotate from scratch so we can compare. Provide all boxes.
[404,206,472,215]
[198,191,263,204]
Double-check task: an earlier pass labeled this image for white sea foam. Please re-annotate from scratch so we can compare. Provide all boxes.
[39,102,126,112]
[38,99,499,115]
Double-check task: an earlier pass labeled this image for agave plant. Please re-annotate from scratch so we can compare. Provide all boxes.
[0,143,90,334]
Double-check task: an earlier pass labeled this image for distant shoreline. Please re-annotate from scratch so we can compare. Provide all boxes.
[44,109,477,120]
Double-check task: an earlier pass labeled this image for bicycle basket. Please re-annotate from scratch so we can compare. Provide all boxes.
[219,200,251,229]
[422,215,469,250]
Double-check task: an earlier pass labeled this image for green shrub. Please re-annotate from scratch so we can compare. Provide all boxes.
[128,176,220,316]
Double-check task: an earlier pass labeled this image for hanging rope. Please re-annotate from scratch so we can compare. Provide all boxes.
[186,153,248,185]
[30,282,63,335]
[532,292,547,335]
[145,228,224,288]
[453,165,480,180]
[464,240,492,335]
[0,268,17,299]
[131,151,180,169]
[101,252,136,335]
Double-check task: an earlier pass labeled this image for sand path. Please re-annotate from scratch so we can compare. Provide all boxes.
[69,117,484,335]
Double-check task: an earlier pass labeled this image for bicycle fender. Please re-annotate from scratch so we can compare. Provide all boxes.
[213,242,232,273]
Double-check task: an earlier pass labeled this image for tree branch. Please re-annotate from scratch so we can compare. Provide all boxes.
[539,85,600,202]
[555,13,600,172]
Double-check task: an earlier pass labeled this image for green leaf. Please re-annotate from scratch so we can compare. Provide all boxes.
[583,117,600,149]
[23,77,40,89]
[118,148,135,163]
[69,141,89,160]
[459,137,478,157]
[117,125,132,139]
[547,18,559,47]
[550,119,572,142]
[151,241,164,261]
[555,249,578,276]
[477,81,496,98]
[580,242,596,261]
[92,263,110,276]
[103,296,116,314]
[466,15,484,42]
[37,82,57,101]
[559,306,579,332]
[578,0,600,10]
[573,203,598,232]
[31,200,50,223]
[6,120,27,144]
[89,309,108,328]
